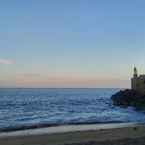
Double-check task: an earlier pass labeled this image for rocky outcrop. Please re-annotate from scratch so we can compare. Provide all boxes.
[111,89,145,110]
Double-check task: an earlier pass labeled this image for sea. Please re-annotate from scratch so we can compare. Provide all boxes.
[0,88,145,131]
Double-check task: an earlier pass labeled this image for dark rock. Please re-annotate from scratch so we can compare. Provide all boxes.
[111,89,145,110]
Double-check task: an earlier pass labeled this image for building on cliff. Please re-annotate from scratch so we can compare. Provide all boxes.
[131,67,145,95]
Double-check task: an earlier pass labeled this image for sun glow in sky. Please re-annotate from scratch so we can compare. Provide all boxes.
[0,0,145,88]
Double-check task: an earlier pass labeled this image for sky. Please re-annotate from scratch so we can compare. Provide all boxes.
[0,0,145,88]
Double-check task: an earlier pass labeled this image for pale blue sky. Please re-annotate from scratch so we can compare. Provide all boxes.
[0,0,145,88]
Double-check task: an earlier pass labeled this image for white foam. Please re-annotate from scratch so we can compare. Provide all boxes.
[0,123,140,138]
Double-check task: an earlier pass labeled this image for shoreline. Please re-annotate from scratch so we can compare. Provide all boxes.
[0,121,126,133]
[0,123,145,145]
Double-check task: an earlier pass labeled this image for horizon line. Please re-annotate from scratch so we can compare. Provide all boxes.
[0,87,128,89]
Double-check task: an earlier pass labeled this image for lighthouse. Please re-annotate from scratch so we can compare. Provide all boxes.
[131,67,145,95]
[133,67,138,78]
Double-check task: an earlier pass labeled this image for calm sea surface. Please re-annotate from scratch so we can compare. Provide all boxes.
[0,88,145,130]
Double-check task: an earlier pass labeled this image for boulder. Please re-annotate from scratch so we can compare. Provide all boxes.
[111,89,145,110]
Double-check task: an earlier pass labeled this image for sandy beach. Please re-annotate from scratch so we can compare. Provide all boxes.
[0,123,145,145]
[67,137,145,145]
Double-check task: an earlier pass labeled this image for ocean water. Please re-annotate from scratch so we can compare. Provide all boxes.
[0,88,145,130]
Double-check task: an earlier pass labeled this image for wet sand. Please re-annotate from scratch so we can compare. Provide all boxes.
[0,123,145,145]
[65,137,145,145]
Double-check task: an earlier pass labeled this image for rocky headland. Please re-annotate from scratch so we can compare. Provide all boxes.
[111,89,145,110]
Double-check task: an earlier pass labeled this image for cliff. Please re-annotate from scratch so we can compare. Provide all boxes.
[111,89,145,110]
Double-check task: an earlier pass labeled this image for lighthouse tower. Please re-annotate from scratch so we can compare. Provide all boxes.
[131,67,138,91]
[133,67,138,78]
